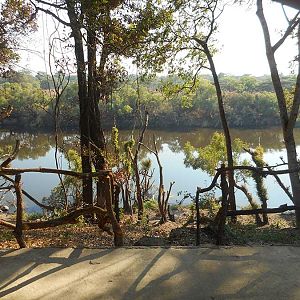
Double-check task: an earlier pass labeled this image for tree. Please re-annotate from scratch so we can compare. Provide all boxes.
[32,0,174,227]
[161,0,237,216]
[0,0,36,71]
[256,0,300,227]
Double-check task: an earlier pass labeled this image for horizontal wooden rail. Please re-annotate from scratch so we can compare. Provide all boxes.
[226,205,298,217]
[197,164,300,194]
[0,167,112,178]
[0,206,107,230]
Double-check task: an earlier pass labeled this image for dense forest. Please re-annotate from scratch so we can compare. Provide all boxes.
[0,70,296,130]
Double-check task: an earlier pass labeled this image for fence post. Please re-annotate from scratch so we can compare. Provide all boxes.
[103,175,123,247]
[216,164,229,245]
[14,174,27,248]
[195,188,201,246]
[114,184,120,222]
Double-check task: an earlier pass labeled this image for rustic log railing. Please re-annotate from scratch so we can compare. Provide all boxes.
[0,168,123,248]
[195,164,300,246]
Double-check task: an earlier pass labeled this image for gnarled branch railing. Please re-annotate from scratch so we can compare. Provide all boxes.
[195,164,300,246]
[0,169,123,248]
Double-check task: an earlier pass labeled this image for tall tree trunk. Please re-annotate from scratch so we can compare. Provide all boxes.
[257,0,300,227]
[67,1,93,206]
[201,43,237,221]
[86,28,107,210]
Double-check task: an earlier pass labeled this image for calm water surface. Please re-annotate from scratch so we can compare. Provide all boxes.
[1,128,298,212]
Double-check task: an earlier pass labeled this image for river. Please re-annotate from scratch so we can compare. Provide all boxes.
[0,128,298,212]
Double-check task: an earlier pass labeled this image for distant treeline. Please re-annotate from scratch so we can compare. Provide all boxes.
[0,70,297,130]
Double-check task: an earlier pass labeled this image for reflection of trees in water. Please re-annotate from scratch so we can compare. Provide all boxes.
[117,128,290,154]
[0,128,296,162]
[0,131,79,160]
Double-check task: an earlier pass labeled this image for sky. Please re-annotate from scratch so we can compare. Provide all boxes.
[18,1,299,77]
[213,1,298,76]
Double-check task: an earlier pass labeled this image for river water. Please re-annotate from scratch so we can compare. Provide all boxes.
[0,128,298,212]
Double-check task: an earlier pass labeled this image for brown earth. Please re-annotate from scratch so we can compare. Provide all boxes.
[1,207,299,249]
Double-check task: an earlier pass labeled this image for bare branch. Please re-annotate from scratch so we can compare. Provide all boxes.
[0,167,111,178]
[1,140,20,168]
[34,4,70,27]
[273,13,300,52]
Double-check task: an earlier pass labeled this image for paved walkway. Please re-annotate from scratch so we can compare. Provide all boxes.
[0,246,300,299]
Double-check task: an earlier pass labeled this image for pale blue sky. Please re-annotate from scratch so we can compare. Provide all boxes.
[213,1,298,76]
[18,1,299,76]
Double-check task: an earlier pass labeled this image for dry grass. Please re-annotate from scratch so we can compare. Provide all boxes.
[1,209,299,249]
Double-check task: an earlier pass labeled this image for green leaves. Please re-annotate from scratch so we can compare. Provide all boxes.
[0,0,37,68]
[184,131,248,176]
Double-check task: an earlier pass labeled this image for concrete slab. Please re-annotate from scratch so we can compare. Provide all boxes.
[0,246,300,299]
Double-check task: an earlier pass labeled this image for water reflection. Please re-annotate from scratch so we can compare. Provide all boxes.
[0,127,297,212]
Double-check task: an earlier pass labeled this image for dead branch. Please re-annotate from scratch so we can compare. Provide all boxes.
[266,166,294,201]
[0,167,111,178]
[1,174,55,211]
[0,219,15,229]
[1,140,20,168]
[227,204,298,216]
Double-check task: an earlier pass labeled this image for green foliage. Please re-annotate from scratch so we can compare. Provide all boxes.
[144,198,158,210]
[123,138,135,154]
[0,1,37,68]
[43,149,82,210]
[25,212,45,221]
[141,158,152,172]
[0,71,292,130]
[250,146,269,205]
[184,132,248,175]
[198,191,220,218]
[67,149,82,172]
[112,126,120,155]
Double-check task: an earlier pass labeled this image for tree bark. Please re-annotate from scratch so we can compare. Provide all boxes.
[13,174,27,248]
[257,0,300,227]
[201,42,237,222]
[66,1,93,206]
[103,176,123,246]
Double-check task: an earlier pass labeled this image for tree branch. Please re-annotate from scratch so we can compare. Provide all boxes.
[272,13,300,52]
[1,174,55,211]
[35,5,70,27]
[0,167,111,178]
[1,140,20,168]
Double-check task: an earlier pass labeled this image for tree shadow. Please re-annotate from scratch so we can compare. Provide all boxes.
[119,247,300,300]
[0,247,113,298]
[1,246,300,299]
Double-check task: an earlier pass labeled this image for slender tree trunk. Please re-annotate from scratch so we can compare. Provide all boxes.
[284,130,300,226]
[257,0,300,227]
[87,28,107,210]
[130,112,148,220]
[103,176,123,246]
[133,155,143,219]
[67,1,93,206]
[14,174,27,248]
[202,43,237,221]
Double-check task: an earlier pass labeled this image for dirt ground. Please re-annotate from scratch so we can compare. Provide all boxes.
[1,246,300,300]
[1,207,300,249]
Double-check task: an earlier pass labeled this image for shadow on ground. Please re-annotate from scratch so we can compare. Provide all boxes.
[1,245,300,300]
